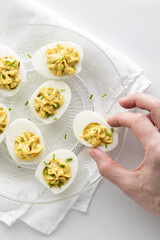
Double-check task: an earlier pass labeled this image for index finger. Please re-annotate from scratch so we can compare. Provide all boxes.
[119,93,160,112]
[107,112,158,149]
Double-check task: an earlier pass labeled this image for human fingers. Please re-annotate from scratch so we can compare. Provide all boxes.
[107,112,158,149]
[119,93,160,112]
[88,148,135,194]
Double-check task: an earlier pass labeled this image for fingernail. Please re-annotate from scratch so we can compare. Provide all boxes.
[119,96,127,102]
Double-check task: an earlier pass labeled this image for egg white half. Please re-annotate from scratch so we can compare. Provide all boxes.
[6,118,45,165]
[73,111,119,152]
[0,103,10,143]
[29,80,71,124]
[0,45,27,96]
[35,149,78,195]
[32,41,84,79]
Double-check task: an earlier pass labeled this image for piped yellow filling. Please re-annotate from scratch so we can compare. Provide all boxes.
[14,131,43,161]
[45,43,80,77]
[43,158,72,189]
[34,87,64,119]
[0,56,21,90]
[81,123,113,148]
[0,107,7,134]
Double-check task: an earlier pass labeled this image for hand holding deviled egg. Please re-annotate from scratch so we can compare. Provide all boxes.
[73,111,119,152]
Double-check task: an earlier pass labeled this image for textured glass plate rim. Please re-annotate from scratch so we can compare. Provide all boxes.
[0,24,128,204]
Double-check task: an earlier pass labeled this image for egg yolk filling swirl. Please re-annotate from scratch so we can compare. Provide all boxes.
[0,107,8,134]
[45,43,80,77]
[34,87,64,119]
[43,158,72,189]
[0,56,21,90]
[14,131,43,161]
[81,123,113,148]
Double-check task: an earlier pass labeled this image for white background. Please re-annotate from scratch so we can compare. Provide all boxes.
[1,0,160,239]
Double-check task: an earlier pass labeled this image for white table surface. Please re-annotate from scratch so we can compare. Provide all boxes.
[1,0,160,239]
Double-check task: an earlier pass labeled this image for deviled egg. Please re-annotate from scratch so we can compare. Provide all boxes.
[73,111,118,152]
[6,118,45,165]
[32,41,83,79]
[0,103,10,143]
[29,80,71,124]
[0,45,27,96]
[35,149,78,195]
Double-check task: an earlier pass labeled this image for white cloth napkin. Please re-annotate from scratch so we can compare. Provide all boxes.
[0,0,151,235]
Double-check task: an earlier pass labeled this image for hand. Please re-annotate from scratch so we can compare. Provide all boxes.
[88,93,160,216]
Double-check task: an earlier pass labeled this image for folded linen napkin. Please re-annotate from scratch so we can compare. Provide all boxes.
[0,0,151,235]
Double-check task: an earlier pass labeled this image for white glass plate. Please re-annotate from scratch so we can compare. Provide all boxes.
[0,25,127,204]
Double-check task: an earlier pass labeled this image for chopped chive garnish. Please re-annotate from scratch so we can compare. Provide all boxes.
[46,168,48,175]
[58,184,61,188]
[5,60,10,63]
[34,144,37,149]
[28,118,31,121]
[72,65,76,71]
[57,103,60,108]
[53,153,55,160]
[60,164,65,168]
[47,113,54,118]
[48,182,52,188]
[40,96,44,100]
[2,74,5,79]
[106,131,112,137]
[12,60,16,64]
[111,128,114,133]
[18,62,20,67]
[8,108,12,111]
[60,89,65,92]
[51,174,56,178]
[17,166,21,168]
[53,105,56,109]
[54,117,57,120]
[21,138,24,142]
[44,161,47,165]
[90,94,93,100]
[27,54,32,58]
[61,56,65,61]
[13,79,16,82]
[53,182,58,185]
[18,149,22,151]
[105,143,108,148]
[58,67,63,71]
[64,134,67,139]
[5,69,9,71]
[8,64,14,67]
[66,158,73,162]
[25,101,29,106]
[102,94,107,98]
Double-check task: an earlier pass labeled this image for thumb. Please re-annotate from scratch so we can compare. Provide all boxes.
[88,148,133,193]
